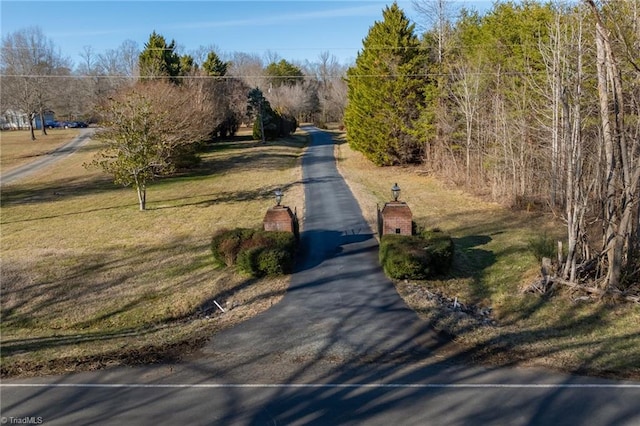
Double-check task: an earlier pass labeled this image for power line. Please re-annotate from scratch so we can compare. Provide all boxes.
[1,70,563,79]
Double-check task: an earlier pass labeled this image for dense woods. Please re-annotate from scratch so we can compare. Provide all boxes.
[345,0,639,294]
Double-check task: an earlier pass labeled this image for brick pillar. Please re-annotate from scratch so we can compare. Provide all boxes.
[381,202,412,235]
[263,205,295,233]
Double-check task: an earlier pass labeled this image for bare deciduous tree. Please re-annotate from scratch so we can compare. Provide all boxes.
[90,80,213,210]
[1,26,71,139]
[413,0,455,64]
[587,0,640,291]
[227,52,266,93]
[312,51,347,124]
[451,59,482,184]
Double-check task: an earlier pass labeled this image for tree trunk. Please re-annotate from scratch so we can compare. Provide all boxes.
[561,13,587,283]
[137,186,146,211]
[39,108,48,136]
[134,175,146,211]
[587,0,637,290]
[29,112,36,141]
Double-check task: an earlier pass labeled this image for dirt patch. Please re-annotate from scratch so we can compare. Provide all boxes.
[395,279,640,382]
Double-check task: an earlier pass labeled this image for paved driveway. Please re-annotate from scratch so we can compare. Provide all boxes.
[2,127,639,425]
[0,128,94,186]
[197,127,445,368]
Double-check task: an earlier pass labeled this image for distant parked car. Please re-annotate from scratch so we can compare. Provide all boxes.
[63,121,88,128]
[45,120,62,129]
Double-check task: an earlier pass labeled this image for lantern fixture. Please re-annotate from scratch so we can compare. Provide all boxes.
[391,183,401,202]
[274,188,283,206]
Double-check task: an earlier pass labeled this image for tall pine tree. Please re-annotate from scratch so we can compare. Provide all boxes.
[344,2,427,166]
[138,31,181,83]
[203,51,228,77]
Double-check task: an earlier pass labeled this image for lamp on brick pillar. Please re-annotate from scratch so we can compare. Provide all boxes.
[380,182,413,236]
[391,183,401,201]
[263,187,297,235]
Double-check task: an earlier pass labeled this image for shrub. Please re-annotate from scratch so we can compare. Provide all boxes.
[261,229,297,254]
[211,228,237,267]
[211,228,297,276]
[257,249,293,276]
[419,228,455,273]
[211,228,255,267]
[236,246,263,275]
[379,229,454,280]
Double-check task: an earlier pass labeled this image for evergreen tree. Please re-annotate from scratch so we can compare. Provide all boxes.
[203,51,228,77]
[138,31,181,83]
[344,2,427,165]
[265,59,304,87]
[247,87,271,141]
[179,54,197,75]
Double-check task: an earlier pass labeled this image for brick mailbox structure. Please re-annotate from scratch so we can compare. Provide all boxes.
[377,183,413,236]
[379,201,413,236]
[263,205,296,233]
[263,188,298,237]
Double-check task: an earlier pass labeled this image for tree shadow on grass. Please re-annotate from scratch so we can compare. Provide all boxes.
[2,128,639,424]
[3,219,638,421]
[413,215,498,304]
[148,180,302,211]
[405,209,640,381]
[193,151,301,177]
[0,235,288,377]
[205,133,308,152]
[1,132,307,210]
[0,175,120,208]
[451,301,640,381]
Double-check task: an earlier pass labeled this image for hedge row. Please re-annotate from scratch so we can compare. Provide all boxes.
[379,229,454,280]
[211,228,297,277]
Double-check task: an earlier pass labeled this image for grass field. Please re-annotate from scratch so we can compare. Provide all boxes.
[333,132,640,381]
[0,128,81,173]
[0,128,307,377]
[1,127,638,381]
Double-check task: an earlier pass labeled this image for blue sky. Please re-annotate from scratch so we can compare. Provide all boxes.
[1,0,491,67]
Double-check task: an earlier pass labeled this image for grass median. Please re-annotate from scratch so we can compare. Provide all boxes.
[333,131,640,381]
[0,129,307,377]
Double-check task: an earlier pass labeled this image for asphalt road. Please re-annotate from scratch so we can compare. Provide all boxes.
[1,127,639,425]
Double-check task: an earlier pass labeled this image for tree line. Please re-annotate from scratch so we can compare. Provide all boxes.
[0,27,349,139]
[1,28,348,210]
[345,0,639,294]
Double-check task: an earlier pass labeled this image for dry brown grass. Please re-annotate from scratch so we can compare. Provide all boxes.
[334,132,640,381]
[0,128,307,377]
[0,129,81,172]
[2,127,638,380]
